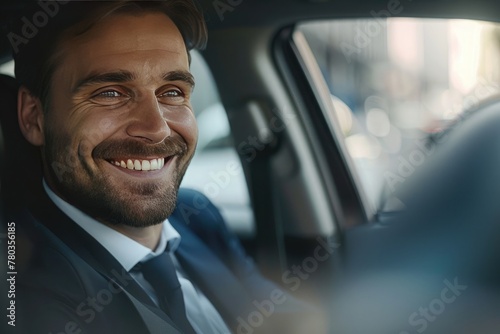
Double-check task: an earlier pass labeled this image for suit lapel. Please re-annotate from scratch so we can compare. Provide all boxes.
[29,194,181,330]
[170,215,255,329]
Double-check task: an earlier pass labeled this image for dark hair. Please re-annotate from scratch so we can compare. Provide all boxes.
[12,0,207,111]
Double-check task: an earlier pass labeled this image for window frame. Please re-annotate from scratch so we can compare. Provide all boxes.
[273,26,372,230]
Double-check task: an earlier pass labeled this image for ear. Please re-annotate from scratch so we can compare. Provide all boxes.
[18,86,45,146]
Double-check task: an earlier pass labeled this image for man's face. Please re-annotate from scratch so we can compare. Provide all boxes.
[42,12,197,227]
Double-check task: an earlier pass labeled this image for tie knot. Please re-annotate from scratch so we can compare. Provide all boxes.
[138,252,181,294]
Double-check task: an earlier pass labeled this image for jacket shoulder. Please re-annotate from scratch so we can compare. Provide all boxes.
[14,211,144,334]
[171,188,256,278]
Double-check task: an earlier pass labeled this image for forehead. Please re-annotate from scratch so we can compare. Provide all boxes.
[55,12,189,83]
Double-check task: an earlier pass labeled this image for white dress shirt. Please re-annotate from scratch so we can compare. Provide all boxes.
[43,181,231,334]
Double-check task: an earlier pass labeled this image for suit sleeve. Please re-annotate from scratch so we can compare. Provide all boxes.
[172,188,328,333]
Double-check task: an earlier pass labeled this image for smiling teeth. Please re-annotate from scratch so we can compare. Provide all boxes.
[111,158,165,171]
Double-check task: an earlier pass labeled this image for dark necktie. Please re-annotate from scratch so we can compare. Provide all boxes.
[139,252,196,334]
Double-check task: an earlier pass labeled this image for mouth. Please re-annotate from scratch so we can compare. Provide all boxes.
[107,157,172,171]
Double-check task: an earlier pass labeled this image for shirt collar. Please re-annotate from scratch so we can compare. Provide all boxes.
[43,180,181,272]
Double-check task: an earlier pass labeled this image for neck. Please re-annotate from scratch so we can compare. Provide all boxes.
[104,223,163,250]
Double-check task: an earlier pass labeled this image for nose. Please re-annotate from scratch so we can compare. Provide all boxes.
[126,94,171,143]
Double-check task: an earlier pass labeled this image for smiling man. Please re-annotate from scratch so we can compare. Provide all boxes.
[9,1,316,334]
[27,10,197,242]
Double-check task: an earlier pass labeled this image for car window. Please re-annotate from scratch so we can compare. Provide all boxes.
[0,60,14,76]
[296,18,500,212]
[181,51,255,237]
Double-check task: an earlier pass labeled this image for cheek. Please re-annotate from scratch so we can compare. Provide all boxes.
[74,103,127,149]
[79,116,119,151]
[46,77,123,158]
[165,108,198,147]
[50,116,120,162]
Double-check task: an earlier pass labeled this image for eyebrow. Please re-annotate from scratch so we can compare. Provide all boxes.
[73,70,135,93]
[163,71,195,90]
[73,70,195,93]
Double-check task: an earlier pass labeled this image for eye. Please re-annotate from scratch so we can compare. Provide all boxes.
[90,88,129,105]
[158,88,186,104]
[162,90,182,97]
[97,90,122,98]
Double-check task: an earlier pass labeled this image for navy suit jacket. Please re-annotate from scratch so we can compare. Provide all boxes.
[12,188,311,334]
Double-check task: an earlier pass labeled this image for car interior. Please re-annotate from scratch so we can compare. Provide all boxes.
[2,0,500,332]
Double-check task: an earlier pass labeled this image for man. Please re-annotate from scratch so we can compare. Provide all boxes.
[7,1,319,333]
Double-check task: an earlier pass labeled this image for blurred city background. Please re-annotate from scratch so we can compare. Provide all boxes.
[299,18,500,210]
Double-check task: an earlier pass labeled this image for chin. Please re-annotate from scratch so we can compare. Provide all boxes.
[96,183,180,228]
